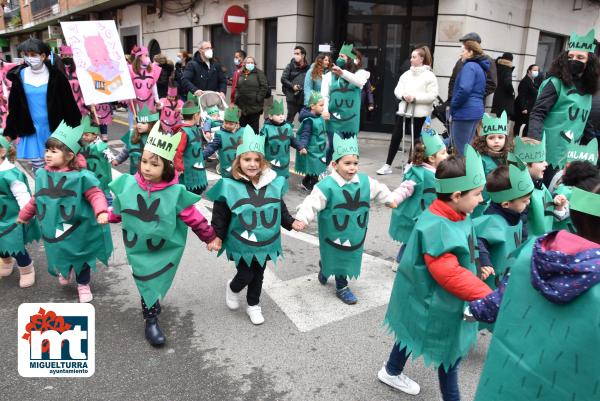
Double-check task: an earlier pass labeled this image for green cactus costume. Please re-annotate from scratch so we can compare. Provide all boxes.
[179,125,208,192]
[295,115,327,176]
[262,122,295,178]
[328,43,361,135]
[121,130,147,175]
[80,140,112,197]
[215,127,243,178]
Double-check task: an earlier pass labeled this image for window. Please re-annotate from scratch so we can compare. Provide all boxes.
[210,24,241,80]
[264,18,278,89]
[148,39,161,60]
[536,32,565,74]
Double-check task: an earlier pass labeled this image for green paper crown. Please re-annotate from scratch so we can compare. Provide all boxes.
[339,43,356,60]
[568,29,596,53]
[435,144,486,193]
[236,125,265,157]
[308,90,323,106]
[205,105,219,115]
[332,134,359,161]
[144,123,181,161]
[482,112,508,136]
[224,106,240,123]
[268,99,285,116]
[0,135,10,151]
[510,135,546,163]
[420,116,445,157]
[571,187,600,217]
[50,120,84,154]
[489,155,534,203]
[136,105,160,123]
[80,115,100,134]
[182,103,200,115]
[186,92,199,105]
[566,138,598,164]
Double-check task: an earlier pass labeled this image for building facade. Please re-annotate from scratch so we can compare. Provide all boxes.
[1,0,600,133]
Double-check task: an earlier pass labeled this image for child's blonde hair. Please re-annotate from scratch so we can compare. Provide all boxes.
[231,152,269,182]
[0,141,16,163]
[132,120,157,144]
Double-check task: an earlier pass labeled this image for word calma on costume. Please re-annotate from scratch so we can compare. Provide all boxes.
[18,303,95,377]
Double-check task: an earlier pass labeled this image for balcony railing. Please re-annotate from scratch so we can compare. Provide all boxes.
[30,0,59,19]
[3,5,21,29]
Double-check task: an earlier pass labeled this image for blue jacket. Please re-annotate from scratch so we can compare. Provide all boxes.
[303,65,323,106]
[450,56,490,121]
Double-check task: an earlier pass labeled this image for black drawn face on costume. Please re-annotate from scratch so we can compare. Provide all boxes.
[324,189,369,251]
[121,194,166,252]
[223,136,243,164]
[230,185,280,247]
[267,126,291,169]
[329,78,357,122]
[35,175,82,243]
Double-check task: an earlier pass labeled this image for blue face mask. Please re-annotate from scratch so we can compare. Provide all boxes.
[246,63,255,71]
[531,70,539,78]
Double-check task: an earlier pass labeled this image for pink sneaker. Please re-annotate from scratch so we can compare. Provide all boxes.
[77,284,93,303]
[58,270,73,285]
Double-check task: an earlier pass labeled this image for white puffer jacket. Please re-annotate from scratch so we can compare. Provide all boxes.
[394,65,439,117]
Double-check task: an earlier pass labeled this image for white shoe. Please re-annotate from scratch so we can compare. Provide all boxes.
[0,257,14,277]
[225,279,240,310]
[246,305,265,325]
[391,260,400,272]
[377,365,420,395]
[376,164,393,175]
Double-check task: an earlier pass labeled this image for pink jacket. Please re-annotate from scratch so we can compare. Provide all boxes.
[542,230,599,255]
[19,166,108,221]
[108,172,216,243]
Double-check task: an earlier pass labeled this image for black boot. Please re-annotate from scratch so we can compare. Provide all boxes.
[144,317,166,346]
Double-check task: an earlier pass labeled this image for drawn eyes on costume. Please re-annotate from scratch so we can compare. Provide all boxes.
[135,82,142,90]
[145,83,153,90]
[357,212,368,228]
[345,99,354,108]
[269,143,280,155]
[333,214,349,231]
[59,205,76,221]
[122,228,166,251]
[36,204,46,221]
[334,99,344,108]
[238,209,277,230]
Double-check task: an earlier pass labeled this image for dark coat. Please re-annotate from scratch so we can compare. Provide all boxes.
[235,68,268,116]
[450,56,490,121]
[156,61,174,98]
[491,58,515,118]
[281,59,309,105]
[514,75,539,127]
[181,51,227,94]
[4,62,80,140]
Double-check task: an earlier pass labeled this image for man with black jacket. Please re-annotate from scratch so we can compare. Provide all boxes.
[281,46,309,123]
[181,41,227,98]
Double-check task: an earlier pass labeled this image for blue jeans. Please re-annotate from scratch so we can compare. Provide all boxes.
[450,119,480,156]
[386,343,462,401]
[395,244,406,263]
[99,124,108,136]
[1,251,32,267]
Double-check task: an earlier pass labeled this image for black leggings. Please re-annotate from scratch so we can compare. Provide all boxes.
[141,298,161,319]
[239,112,261,135]
[229,258,266,306]
[385,116,426,165]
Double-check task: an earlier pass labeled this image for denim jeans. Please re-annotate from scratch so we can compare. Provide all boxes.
[450,119,480,156]
[386,343,462,401]
[1,251,32,267]
[395,244,406,263]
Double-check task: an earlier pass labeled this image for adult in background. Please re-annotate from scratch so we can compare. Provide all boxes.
[354,50,376,129]
[450,40,490,156]
[528,28,600,185]
[182,41,227,98]
[377,45,438,175]
[321,43,369,164]
[303,53,330,106]
[155,54,174,99]
[234,56,268,134]
[491,52,515,123]
[281,46,310,123]
[447,32,497,105]
[230,49,246,104]
[174,50,191,99]
[4,38,79,169]
[514,64,540,136]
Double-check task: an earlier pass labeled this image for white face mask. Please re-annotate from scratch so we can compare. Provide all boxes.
[25,56,43,69]
[204,49,213,59]
[175,56,181,64]
[234,58,240,66]
[531,70,539,78]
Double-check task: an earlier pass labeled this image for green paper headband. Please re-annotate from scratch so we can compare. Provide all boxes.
[268,99,285,115]
[332,134,359,161]
[224,106,240,123]
[186,92,199,105]
[205,105,219,115]
[0,135,10,151]
[568,28,596,53]
[420,117,445,157]
[339,43,356,60]
[482,112,508,136]
[236,125,265,157]
[435,144,486,193]
[571,187,600,217]
[136,105,160,123]
[182,104,200,115]
[50,120,84,154]
[566,138,598,164]
[489,156,534,203]
[80,115,100,134]
[510,135,546,163]
[308,90,323,106]
[144,123,181,161]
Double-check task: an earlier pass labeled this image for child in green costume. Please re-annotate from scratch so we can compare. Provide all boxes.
[202,104,223,134]
[296,91,326,191]
[206,126,302,325]
[79,115,116,205]
[113,105,160,175]
[513,136,569,236]
[17,121,112,303]
[471,112,513,216]
[261,99,304,179]
[0,136,39,288]
[379,145,494,400]
[295,135,394,305]
[173,100,208,194]
[389,118,448,272]
[203,105,242,178]
[108,123,216,346]
[469,161,600,401]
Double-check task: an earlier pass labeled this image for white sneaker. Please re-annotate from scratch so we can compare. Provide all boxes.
[225,279,240,310]
[377,365,420,395]
[377,164,393,175]
[391,260,400,272]
[246,305,265,325]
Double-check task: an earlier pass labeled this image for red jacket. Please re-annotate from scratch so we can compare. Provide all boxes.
[230,66,243,104]
[424,199,493,301]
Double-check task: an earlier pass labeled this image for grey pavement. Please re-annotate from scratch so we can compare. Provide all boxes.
[0,111,490,401]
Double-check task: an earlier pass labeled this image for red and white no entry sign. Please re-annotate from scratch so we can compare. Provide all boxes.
[223,5,248,35]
